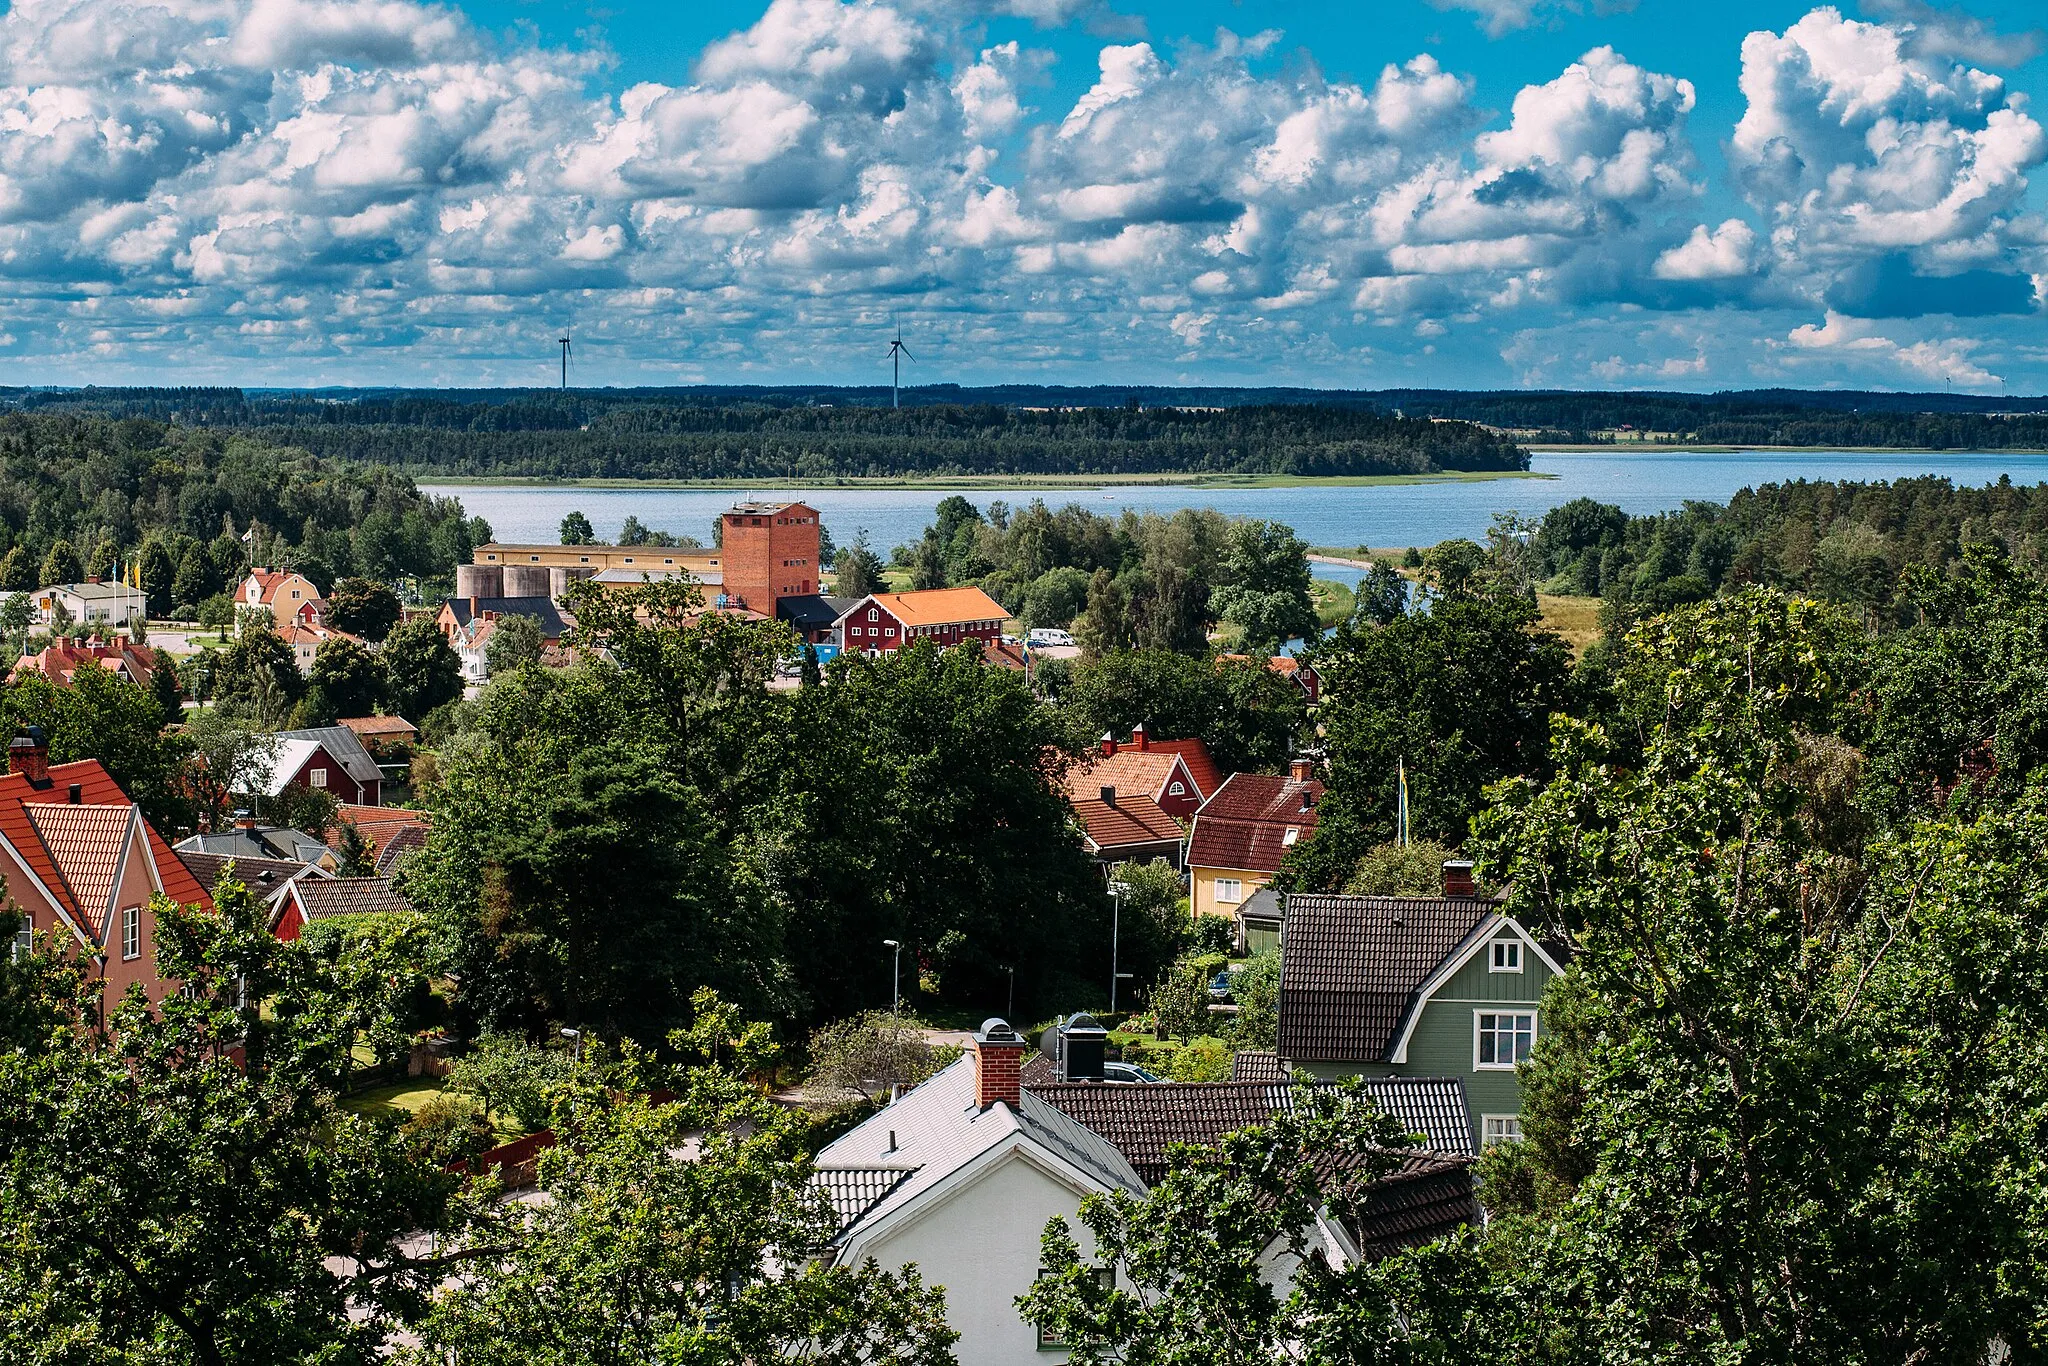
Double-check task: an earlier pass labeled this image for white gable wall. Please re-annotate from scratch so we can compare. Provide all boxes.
[860,1147,1103,1366]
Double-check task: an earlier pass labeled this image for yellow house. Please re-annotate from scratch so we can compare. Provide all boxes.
[239,568,323,628]
[1184,761,1322,923]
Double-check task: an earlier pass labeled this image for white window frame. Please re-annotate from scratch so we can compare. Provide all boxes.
[1474,1009,1536,1070]
[1282,826,1300,846]
[1481,1115,1524,1145]
[309,768,328,788]
[11,924,31,963]
[121,904,140,961]
[1490,939,1522,973]
[1214,878,1244,905]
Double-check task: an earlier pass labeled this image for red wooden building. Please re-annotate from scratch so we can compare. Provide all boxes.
[834,587,1009,656]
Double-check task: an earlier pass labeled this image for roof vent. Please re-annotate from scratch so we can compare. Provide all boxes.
[65,783,80,804]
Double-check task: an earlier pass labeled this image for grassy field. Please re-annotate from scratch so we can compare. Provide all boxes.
[1538,593,1603,653]
[340,1077,528,1142]
[1310,578,1355,628]
[416,469,1553,492]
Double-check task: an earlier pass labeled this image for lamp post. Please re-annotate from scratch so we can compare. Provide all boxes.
[560,1026,581,1067]
[883,939,902,1016]
[1107,882,1126,1014]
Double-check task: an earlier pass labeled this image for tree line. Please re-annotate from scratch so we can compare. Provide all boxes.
[0,412,488,614]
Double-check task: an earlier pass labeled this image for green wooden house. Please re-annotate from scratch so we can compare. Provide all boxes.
[1276,865,1563,1152]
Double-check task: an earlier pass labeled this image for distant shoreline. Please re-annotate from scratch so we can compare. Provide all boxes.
[1526,444,2048,455]
[412,469,1554,491]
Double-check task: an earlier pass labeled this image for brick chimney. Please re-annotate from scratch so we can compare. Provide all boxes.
[8,727,49,788]
[1131,722,1149,752]
[1289,756,1314,782]
[972,1018,1027,1109]
[1442,860,1477,898]
[1099,731,1117,757]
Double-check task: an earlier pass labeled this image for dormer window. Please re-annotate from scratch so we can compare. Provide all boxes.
[1491,940,1522,973]
[1282,826,1300,846]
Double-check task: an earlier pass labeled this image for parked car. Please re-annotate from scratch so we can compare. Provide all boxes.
[1208,969,1234,1003]
[1102,1061,1163,1084]
[1026,628,1075,648]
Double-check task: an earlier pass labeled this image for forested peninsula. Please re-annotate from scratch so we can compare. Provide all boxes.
[0,389,1528,481]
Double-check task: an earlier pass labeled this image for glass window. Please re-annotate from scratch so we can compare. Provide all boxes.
[1282,826,1300,846]
[1476,1011,1536,1069]
[310,768,327,788]
[121,905,140,961]
[1483,1115,1524,1145]
[1215,878,1243,904]
[1491,940,1522,972]
[11,925,31,963]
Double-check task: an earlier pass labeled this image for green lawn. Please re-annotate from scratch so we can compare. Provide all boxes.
[340,1078,446,1122]
[1310,579,1355,629]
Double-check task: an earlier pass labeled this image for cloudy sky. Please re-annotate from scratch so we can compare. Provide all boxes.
[3,0,2045,391]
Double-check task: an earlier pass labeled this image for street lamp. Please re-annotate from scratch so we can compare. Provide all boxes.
[1107,882,1126,1014]
[883,939,902,1015]
[560,1026,581,1067]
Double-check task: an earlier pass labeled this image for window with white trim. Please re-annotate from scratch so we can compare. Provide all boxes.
[121,905,140,961]
[1214,878,1243,904]
[310,768,328,788]
[10,923,30,963]
[1475,1011,1535,1069]
[1482,1115,1524,1145]
[1282,826,1300,846]
[1490,939,1522,972]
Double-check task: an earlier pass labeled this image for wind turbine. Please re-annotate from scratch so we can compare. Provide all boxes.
[557,332,573,390]
[885,318,912,409]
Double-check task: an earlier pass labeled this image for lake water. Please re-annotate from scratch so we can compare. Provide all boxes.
[427,449,2048,589]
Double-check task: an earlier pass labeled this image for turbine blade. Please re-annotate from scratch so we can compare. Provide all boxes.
[900,345,913,360]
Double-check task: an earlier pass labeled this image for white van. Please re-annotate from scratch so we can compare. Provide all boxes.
[1026,628,1075,648]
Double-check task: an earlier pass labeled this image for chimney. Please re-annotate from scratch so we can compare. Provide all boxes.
[1442,860,1477,898]
[1289,756,1314,782]
[65,782,80,804]
[469,595,479,620]
[8,728,49,788]
[972,1018,1027,1109]
[1099,731,1117,758]
[1131,722,1149,752]
[1100,785,1116,807]
[1060,1012,1107,1083]
[234,814,259,831]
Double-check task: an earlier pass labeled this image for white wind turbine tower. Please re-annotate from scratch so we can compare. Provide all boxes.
[885,317,912,409]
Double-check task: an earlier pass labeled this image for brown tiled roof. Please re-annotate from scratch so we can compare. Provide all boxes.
[1067,749,1186,805]
[1026,1073,1475,1182]
[337,715,418,740]
[1319,1151,1481,1259]
[374,823,429,874]
[1069,792,1183,853]
[289,875,413,922]
[178,851,320,900]
[1187,772,1322,874]
[1231,1050,1288,1083]
[1277,893,1500,1064]
[329,805,429,870]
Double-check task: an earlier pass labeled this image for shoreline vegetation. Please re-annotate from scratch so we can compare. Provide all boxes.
[413,469,1555,491]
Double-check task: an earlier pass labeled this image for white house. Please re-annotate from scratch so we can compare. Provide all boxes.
[813,1020,1481,1362]
[36,581,147,629]
[812,1022,1143,1365]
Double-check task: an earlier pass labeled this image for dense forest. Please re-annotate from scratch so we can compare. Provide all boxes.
[1530,475,2048,626]
[9,384,2046,461]
[0,412,487,608]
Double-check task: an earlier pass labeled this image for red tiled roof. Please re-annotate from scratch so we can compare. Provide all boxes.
[1144,738,1223,802]
[1066,749,1186,805]
[10,638,157,689]
[24,802,132,933]
[1070,792,1183,853]
[1187,772,1322,874]
[329,804,429,870]
[0,760,212,934]
[337,716,419,740]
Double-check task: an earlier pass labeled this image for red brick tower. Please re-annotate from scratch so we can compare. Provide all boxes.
[719,501,821,613]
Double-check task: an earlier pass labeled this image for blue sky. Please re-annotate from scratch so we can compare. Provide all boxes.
[0,0,2044,391]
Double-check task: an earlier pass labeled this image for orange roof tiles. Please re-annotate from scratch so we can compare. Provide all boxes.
[865,587,1009,628]
[1067,749,1186,805]
[0,760,212,934]
[24,802,133,933]
[1070,793,1183,852]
